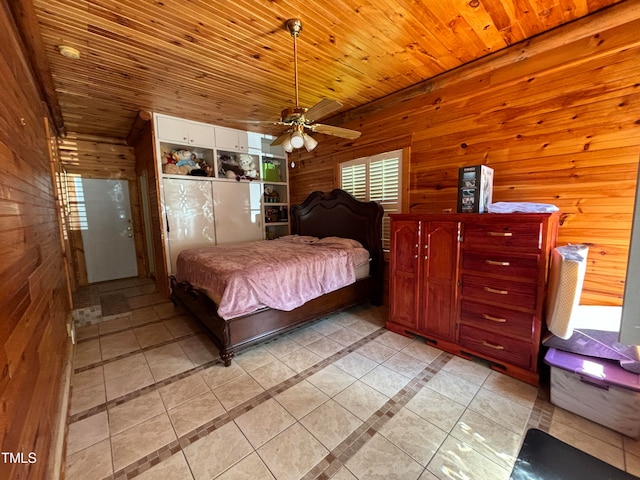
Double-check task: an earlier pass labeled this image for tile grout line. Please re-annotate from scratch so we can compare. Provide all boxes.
[75,311,189,344]
[71,317,383,420]
[310,355,556,480]
[98,327,390,480]
[305,352,454,480]
[72,287,635,479]
[69,355,225,424]
[74,329,202,375]
[74,300,553,480]
[74,297,188,337]
[73,286,171,329]
[526,385,555,433]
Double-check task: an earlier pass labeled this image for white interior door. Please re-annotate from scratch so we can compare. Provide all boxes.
[80,178,139,283]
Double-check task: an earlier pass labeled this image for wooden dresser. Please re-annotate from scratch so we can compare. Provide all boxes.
[387,213,560,384]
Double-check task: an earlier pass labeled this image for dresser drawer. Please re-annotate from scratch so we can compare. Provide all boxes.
[463,222,542,250]
[458,325,532,368]
[459,300,535,339]
[462,252,540,279]
[461,274,538,311]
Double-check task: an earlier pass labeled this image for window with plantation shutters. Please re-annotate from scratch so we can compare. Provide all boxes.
[341,162,367,201]
[340,150,402,250]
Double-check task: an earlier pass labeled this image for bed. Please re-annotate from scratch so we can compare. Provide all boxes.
[169,188,384,366]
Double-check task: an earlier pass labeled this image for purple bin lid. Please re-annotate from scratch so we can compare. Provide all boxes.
[545,348,640,392]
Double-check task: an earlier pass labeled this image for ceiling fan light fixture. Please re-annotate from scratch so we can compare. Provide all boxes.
[302,133,318,152]
[236,19,359,154]
[290,130,304,149]
[282,135,294,153]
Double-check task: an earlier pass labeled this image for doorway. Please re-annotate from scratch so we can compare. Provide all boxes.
[78,178,139,283]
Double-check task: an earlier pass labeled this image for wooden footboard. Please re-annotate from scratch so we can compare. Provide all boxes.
[170,275,379,365]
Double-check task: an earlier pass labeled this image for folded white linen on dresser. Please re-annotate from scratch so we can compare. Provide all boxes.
[488,202,559,213]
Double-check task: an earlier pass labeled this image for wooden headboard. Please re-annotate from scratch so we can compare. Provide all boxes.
[290,189,384,279]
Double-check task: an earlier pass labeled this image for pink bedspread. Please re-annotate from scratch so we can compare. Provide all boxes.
[175,237,370,319]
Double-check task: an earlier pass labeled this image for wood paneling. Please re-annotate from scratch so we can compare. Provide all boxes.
[58,134,136,180]
[289,135,413,205]
[290,2,640,306]
[0,3,70,479]
[58,133,148,286]
[24,0,622,140]
[134,123,170,297]
[7,0,65,136]
[47,117,74,306]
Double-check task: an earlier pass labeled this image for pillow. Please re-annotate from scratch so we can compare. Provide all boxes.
[276,234,319,244]
[314,236,364,249]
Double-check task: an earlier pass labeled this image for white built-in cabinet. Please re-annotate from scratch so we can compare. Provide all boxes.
[156,115,215,147]
[214,126,249,152]
[163,178,216,273]
[212,181,263,244]
[154,113,289,275]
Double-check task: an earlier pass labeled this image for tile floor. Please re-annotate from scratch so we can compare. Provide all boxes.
[65,278,640,480]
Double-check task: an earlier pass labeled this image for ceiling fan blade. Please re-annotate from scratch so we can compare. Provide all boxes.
[304,99,343,123]
[270,132,292,146]
[223,119,285,126]
[310,123,361,140]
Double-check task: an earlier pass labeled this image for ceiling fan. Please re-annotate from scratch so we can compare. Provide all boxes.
[235,19,361,153]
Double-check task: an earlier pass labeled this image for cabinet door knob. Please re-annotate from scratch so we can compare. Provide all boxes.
[482,313,507,323]
[484,286,508,295]
[485,260,510,266]
[482,341,505,350]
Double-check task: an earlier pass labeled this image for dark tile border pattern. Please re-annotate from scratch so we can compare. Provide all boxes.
[69,303,553,480]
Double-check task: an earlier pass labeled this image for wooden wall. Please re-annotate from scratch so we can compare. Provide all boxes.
[289,2,640,308]
[133,123,171,297]
[57,134,148,286]
[0,3,70,479]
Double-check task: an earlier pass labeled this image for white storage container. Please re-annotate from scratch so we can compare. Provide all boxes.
[545,348,640,438]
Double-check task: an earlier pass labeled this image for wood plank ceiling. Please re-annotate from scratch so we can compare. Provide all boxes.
[28,0,624,140]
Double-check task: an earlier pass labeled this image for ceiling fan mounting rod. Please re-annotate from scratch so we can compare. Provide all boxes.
[286,19,302,108]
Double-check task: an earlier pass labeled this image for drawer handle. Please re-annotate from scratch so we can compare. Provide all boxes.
[482,313,507,323]
[482,341,505,350]
[485,260,510,267]
[484,286,508,295]
[487,232,513,237]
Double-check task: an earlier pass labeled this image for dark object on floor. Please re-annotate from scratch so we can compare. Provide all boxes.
[100,292,131,318]
[510,428,638,480]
